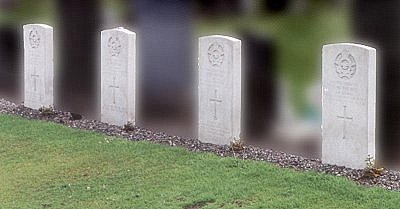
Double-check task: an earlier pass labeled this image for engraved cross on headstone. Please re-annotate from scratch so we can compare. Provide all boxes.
[31,67,39,92]
[209,89,222,120]
[337,105,353,139]
[109,76,119,104]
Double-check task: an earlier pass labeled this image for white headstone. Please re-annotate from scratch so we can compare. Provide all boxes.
[322,43,376,169]
[23,24,53,109]
[198,35,242,145]
[101,27,136,126]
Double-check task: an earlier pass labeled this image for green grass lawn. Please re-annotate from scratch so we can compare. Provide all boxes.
[0,114,399,209]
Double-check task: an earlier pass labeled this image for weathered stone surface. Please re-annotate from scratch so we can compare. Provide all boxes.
[101,27,136,126]
[322,43,376,169]
[198,35,241,145]
[23,24,53,109]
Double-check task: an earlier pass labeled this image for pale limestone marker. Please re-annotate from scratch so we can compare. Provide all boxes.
[322,43,376,169]
[23,24,53,109]
[198,35,241,145]
[101,27,136,126]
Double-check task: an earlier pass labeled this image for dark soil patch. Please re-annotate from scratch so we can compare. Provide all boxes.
[184,199,215,209]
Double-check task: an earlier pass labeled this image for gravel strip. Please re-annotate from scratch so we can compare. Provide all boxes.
[1,98,399,191]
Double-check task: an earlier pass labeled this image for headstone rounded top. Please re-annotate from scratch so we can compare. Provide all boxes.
[199,35,241,43]
[102,27,136,35]
[323,43,375,51]
[23,24,53,30]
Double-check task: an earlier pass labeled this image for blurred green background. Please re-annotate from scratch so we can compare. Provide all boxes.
[0,0,351,116]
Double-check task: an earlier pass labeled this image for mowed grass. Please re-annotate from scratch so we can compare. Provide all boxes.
[0,114,399,209]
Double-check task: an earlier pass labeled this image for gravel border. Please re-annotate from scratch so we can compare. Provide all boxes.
[1,98,399,191]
